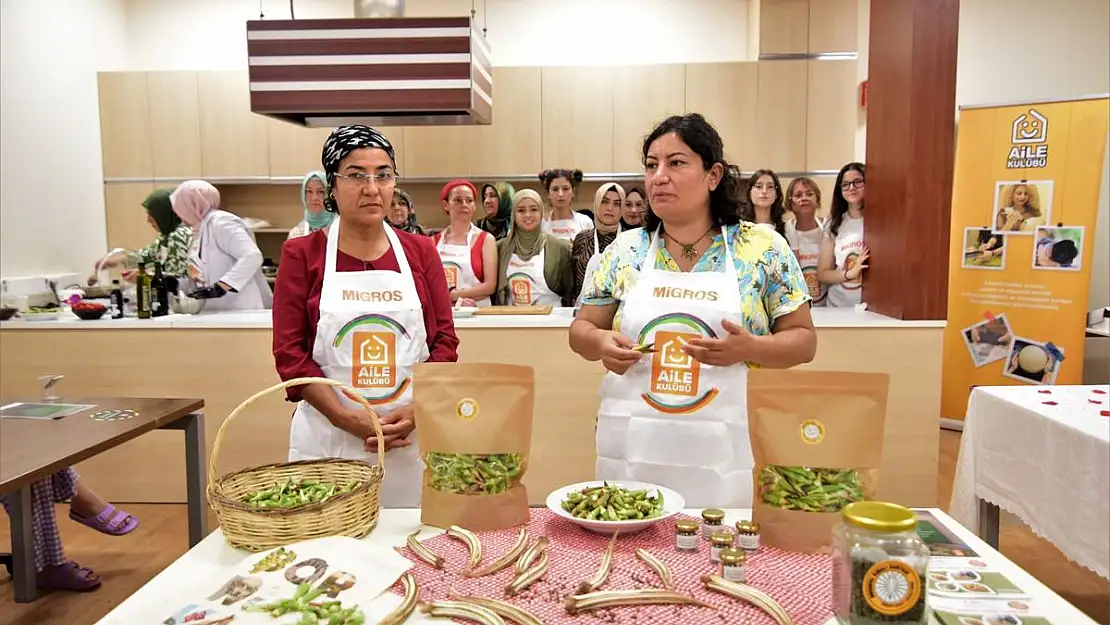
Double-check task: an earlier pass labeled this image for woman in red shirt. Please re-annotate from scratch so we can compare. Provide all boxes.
[272,125,459,507]
[432,179,498,307]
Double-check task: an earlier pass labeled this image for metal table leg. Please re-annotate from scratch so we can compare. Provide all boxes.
[978,498,1000,550]
[10,485,38,603]
[162,412,208,547]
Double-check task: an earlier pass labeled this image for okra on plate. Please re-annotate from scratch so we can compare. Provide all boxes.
[561,483,665,521]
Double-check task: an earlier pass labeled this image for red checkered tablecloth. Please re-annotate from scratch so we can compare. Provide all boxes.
[393,508,833,624]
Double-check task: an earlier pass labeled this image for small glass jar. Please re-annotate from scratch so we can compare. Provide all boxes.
[701,508,725,538]
[675,520,699,552]
[832,501,930,625]
[709,531,734,563]
[735,520,761,551]
[719,548,746,582]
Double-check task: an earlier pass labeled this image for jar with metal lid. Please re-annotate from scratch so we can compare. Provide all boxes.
[719,548,746,582]
[735,520,761,551]
[832,501,929,625]
[709,531,734,563]
[675,520,699,552]
[701,508,725,538]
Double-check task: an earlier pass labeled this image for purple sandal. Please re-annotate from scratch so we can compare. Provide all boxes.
[69,503,139,536]
[37,561,101,592]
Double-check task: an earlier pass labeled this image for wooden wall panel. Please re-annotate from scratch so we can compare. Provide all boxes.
[756,60,808,172]
[198,71,271,178]
[808,0,859,53]
[267,121,334,177]
[863,0,959,320]
[541,67,615,173]
[806,59,858,171]
[98,73,153,179]
[404,125,476,178]
[685,63,759,165]
[759,0,810,55]
[473,67,543,177]
[147,72,203,179]
[612,65,687,172]
[104,183,156,252]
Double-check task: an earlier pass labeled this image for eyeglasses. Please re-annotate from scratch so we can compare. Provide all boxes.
[792,192,817,200]
[840,179,865,191]
[335,171,397,187]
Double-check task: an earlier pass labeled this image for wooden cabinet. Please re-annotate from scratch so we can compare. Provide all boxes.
[403,125,475,178]
[198,71,270,178]
[268,121,334,178]
[808,0,859,54]
[147,72,203,179]
[98,72,153,179]
[104,182,156,252]
[755,60,808,172]
[612,66,687,172]
[806,60,858,171]
[541,67,614,173]
[472,67,542,177]
[759,0,810,55]
[685,63,759,165]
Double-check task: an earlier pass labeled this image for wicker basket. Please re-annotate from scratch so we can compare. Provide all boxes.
[207,377,387,552]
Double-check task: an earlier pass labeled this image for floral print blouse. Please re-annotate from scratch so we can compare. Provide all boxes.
[129,223,193,278]
[580,223,811,335]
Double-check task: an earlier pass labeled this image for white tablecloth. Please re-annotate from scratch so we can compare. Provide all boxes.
[94,508,1097,624]
[950,384,1110,579]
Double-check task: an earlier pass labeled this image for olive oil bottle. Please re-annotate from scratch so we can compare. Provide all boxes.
[151,262,169,317]
[136,262,152,319]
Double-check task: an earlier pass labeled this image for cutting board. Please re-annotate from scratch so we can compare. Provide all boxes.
[472,305,553,316]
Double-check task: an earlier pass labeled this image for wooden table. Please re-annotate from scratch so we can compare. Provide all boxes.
[0,397,206,602]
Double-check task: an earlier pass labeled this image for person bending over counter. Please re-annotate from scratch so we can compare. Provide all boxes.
[91,188,192,284]
[818,162,868,308]
[741,168,787,237]
[496,189,574,306]
[477,181,515,240]
[784,177,827,306]
[572,182,625,305]
[569,113,817,510]
[433,179,497,307]
[540,168,592,241]
[171,180,273,311]
[621,185,647,229]
[288,171,334,239]
[273,125,458,507]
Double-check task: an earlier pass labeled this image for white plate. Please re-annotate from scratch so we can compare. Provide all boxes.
[453,307,477,318]
[546,480,685,534]
[21,312,60,321]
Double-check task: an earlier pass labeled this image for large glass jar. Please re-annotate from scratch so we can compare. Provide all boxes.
[832,501,930,625]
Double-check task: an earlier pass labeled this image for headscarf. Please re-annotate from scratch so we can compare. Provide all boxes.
[593,182,626,230]
[170,180,220,229]
[320,125,397,213]
[142,188,181,237]
[497,189,547,299]
[300,171,333,231]
[392,188,424,235]
[479,181,515,236]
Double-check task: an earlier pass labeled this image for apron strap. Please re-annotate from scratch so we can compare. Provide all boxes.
[325,218,415,282]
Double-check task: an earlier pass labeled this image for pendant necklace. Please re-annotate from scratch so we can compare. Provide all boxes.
[664,228,714,261]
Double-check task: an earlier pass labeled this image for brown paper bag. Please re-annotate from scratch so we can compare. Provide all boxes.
[413,362,534,532]
[748,370,889,554]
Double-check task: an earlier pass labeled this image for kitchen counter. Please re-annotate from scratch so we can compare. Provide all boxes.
[0,306,943,513]
[0,307,947,330]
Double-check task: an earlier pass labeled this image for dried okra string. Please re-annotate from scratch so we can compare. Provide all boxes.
[760,465,865,513]
[425,452,523,495]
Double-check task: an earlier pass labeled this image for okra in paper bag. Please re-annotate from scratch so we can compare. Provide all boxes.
[748,370,889,553]
[413,362,534,531]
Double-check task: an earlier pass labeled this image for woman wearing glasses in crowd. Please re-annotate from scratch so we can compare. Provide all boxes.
[783,177,826,306]
[272,125,459,508]
[818,162,868,308]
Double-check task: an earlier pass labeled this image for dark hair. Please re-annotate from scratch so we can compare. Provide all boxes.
[828,162,865,237]
[539,168,584,191]
[641,114,743,233]
[1050,239,1078,265]
[741,169,786,236]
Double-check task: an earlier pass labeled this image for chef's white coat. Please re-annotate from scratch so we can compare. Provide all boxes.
[188,210,273,311]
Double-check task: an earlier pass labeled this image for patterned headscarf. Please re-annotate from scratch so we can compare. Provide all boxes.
[479,182,516,237]
[392,188,424,235]
[321,125,397,213]
[170,180,220,230]
[142,188,181,237]
[300,171,333,231]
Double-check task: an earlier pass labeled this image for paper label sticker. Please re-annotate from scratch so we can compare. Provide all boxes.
[456,398,479,421]
[863,559,922,616]
[800,419,825,444]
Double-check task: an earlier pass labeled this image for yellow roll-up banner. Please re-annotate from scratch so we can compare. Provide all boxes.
[941,96,1109,420]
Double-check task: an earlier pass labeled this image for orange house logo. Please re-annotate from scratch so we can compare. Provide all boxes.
[507,272,533,305]
[637,313,720,414]
[651,331,700,397]
[352,331,396,389]
[442,261,461,290]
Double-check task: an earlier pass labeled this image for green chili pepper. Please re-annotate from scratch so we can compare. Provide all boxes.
[759,465,865,513]
[560,482,665,520]
[424,452,524,495]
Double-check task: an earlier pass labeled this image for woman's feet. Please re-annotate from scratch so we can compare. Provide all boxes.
[68,503,139,536]
[37,561,101,591]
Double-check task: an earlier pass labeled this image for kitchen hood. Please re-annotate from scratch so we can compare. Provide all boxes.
[246,16,492,127]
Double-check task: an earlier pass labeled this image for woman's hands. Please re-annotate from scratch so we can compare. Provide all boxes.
[844,246,870,281]
[362,405,415,452]
[456,297,477,308]
[684,318,758,367]
[595,330,644,375]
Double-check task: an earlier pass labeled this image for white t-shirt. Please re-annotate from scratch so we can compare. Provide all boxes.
[785,220,826,307]
[543,211,594,241]
[825,215,864,308]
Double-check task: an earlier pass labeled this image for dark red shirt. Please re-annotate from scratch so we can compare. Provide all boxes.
[272,228,459,401]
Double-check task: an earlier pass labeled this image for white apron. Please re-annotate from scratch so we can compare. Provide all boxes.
[288,218,429,507]
[826,215,864,308]
[543,212,591,241]
[785,220,827,307]
[575,227,620,307]
[506,249,561,307]
[595,227,753,509]
[436,224,491,307]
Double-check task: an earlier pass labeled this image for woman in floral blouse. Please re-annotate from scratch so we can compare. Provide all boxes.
[91,188,192,284]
